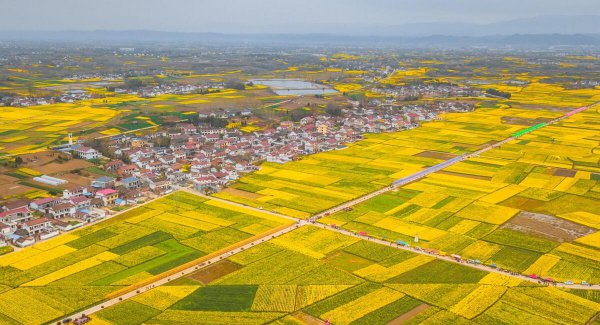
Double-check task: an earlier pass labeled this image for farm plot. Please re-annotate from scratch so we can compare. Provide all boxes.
[321,105,600,281]
[89,226,600,325]
[0,191,291,324]
[0,102,120,155]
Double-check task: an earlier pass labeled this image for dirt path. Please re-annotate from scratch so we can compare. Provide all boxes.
[587,311,600,325]
[292,311,326,325]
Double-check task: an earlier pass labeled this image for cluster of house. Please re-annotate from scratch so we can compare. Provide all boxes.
[0,185,123,248]
[373,100,474,116]
[370,83,483,99]
[63,73,123,81]
[115,82,225,98]
[89,100,473,195]
[571,80,600,88]
[0,89,92,107]
[0,92,474,249]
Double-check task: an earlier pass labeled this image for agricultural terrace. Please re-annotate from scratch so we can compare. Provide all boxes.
[90,227,600,325]
[0,191,291,324]
[322,106,600,283]
[214,105,562,218]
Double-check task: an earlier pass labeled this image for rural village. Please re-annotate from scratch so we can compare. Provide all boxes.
[0,97,473,249]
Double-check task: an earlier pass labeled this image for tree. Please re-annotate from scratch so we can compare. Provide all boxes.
[325,103,342,116]
[153,136,171,148]
[14,156,23,167]
[486,88,511,99]
[187,114,200,124]
[124,77,143,90]
[290,109,311,122]
[85,139,114,158]
[121,154,131,164]
[225,79,245,90]
[202,116,229,128]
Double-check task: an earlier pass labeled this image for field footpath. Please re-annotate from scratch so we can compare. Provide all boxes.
[68,195,600,323]
[182,188,600,291]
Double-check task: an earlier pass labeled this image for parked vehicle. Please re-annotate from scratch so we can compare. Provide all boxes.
[73,316,90,325]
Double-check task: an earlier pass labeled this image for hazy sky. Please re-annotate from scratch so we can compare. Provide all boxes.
[1,0,599,33]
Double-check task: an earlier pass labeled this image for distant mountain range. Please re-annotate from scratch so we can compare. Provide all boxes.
[290,15,600,37]
[1,15,599,48]
[1,31,599,48]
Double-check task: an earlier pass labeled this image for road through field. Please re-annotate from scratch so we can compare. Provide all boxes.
[309,222,600,290]
[69,104,599,322]
[185,191,600,290]
[61,220,303,323]
[312,104,595,220]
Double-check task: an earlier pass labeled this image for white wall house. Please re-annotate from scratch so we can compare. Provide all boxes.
[75,146,101,160]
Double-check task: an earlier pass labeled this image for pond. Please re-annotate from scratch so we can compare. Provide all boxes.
[250,79,337,96]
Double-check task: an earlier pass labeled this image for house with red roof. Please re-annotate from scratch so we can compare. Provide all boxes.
[0,207,33,230]
[30,197,61,210]
[22,217,53,235]
[95,188,119,206]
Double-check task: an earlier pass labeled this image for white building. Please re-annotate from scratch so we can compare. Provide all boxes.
[75,146,101,160]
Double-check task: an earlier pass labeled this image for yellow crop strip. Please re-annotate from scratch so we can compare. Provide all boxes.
[11,245,77,270]
[524,254,561,275]
[132,285,199,310]
[321,287,404,324]
[450,285,507,319]
[355,255,435,281]
[22,251,118,286]
[204,199,293,223]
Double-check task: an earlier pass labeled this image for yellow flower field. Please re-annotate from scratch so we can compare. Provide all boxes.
[450,285,507,319]
[321,287,404,324]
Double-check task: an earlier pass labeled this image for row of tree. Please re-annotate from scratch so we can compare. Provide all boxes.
[486,88,512,99]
